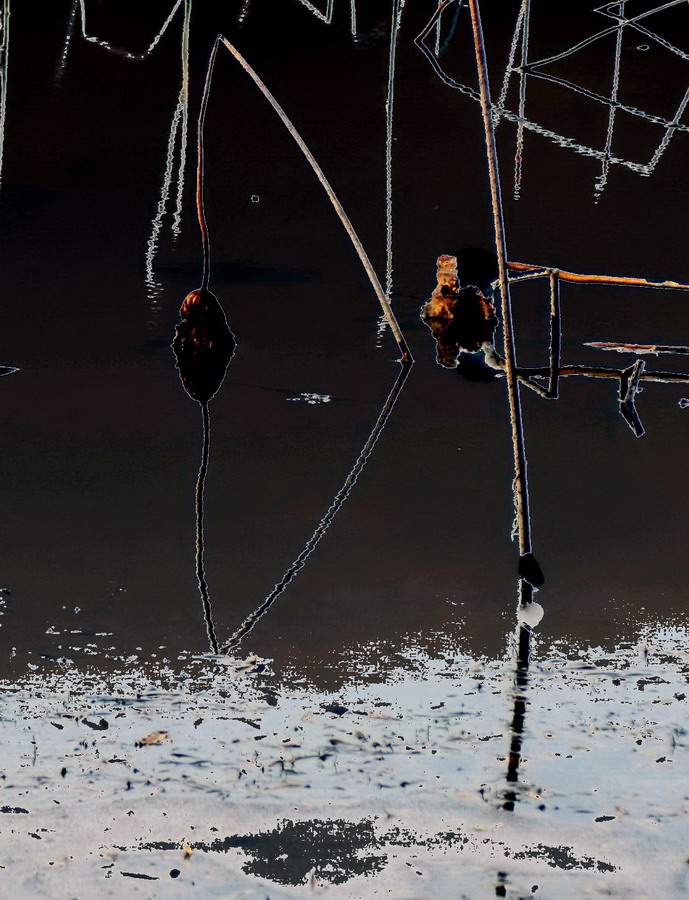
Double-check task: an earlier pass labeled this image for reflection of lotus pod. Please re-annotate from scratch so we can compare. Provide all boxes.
[172,288,236,403]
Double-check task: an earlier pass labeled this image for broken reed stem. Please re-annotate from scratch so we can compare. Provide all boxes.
[468,0,532,557]
[586,342,689,354]
[508,261,689,291]
[197,36,220,291]
[197,401,219,654]
[217,34,412,365]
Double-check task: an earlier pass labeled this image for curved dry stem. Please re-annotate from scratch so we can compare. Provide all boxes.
[217,34,412,364]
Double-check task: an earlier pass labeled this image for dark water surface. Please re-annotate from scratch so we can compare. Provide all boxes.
[1,1,689,896]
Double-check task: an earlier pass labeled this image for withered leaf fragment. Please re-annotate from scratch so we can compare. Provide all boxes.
[136,730,168,747]
[172,288,236,404]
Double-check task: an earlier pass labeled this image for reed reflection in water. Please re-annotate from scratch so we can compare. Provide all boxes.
[172,36,235,654]
[417,0,689,195]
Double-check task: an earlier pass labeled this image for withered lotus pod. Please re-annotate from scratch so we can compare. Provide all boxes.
[172,287,236,404]
[421,255,499,368]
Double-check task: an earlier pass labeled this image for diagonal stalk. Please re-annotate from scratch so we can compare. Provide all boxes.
[217,34,412,365]
[467,0,533,560]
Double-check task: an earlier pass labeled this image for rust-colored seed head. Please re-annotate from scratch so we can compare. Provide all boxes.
[172,287,236,404]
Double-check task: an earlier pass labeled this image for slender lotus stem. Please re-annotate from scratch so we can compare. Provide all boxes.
[217,34,412,365]
[468,0,532,559]
[197,37,220,291]
[196,401,219,654]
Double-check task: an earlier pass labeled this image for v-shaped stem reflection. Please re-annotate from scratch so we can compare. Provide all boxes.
[174,31,414,654]
[221,362,411,652]
[180,32,413,654]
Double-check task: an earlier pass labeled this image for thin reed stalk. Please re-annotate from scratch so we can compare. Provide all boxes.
[468,0,533,560]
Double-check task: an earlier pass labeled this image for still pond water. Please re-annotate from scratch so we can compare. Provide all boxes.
[1,1,689,896]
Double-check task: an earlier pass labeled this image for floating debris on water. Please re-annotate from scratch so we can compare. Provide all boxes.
[287,392,332,404]
[136,730,169,747]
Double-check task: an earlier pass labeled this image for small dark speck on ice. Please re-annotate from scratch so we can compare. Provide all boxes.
[121,871,159,880]
[323,703,348,716]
